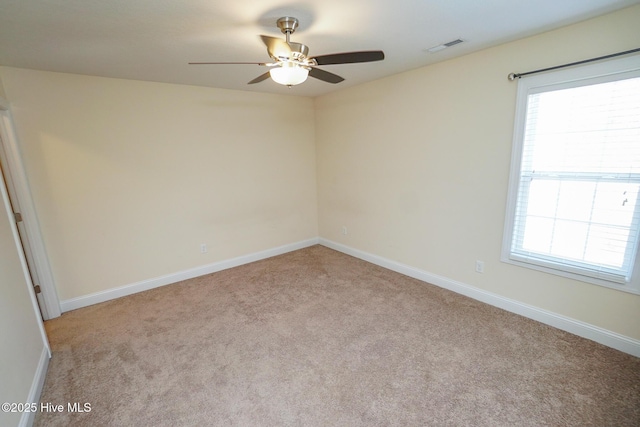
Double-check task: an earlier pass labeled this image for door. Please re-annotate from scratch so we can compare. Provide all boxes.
[0,101,61,320]
[0,157,46,317]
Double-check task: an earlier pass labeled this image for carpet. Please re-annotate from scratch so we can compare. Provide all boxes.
[34,245,640,426]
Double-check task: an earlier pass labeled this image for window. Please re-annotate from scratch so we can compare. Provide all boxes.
[503,55,640,294]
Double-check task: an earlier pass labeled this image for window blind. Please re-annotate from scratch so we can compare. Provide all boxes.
[510,75,640,283]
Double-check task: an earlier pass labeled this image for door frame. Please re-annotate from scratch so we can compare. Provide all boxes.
[0,97,61,319]
[0,136,51,359]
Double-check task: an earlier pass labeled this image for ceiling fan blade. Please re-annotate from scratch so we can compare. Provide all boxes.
[189,62,266,65]
[260,35,292,59]
[312,50,385,66]
[309,67,345,84]
[248,72,271,85]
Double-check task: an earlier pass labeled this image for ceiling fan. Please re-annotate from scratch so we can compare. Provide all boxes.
[189,16,385,87]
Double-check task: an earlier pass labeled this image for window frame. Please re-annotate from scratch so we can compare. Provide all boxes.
[502,54,640,295]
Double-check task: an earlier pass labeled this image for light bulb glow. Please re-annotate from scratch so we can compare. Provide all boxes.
[269,63,309,86]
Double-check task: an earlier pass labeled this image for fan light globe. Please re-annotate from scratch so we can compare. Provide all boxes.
[270,63,309,86]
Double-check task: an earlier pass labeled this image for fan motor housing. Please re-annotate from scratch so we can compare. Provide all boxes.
[288,42,309,59]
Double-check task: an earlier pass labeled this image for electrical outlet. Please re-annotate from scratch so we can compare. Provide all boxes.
[200,243,207,254]
[342,226,348,235]
[475,260,485,273]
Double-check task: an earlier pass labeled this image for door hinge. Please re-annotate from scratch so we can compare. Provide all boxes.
[34,285,41,294]
[14,212,23,223]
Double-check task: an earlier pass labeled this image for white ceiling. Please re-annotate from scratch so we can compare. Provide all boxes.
[0,0,637,98]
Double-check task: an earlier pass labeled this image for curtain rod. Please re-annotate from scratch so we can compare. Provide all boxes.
[507,47,640,81]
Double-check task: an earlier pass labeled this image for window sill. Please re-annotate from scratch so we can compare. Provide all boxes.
[500,255,640,295]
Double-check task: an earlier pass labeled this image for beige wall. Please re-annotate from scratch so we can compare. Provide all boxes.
[315,5,640,340]
[0,68,318,300]
[0,161,46,427]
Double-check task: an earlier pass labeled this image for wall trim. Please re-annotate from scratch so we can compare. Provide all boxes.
[319,238,640,358]
[60,238,319,313]
[19,346,49,427]
[59,236,640,357]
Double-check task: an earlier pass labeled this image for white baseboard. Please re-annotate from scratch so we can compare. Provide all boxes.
[58,236,639,357]
[60,238,319,313]
[319,238,640,358]
[20,346,49,427]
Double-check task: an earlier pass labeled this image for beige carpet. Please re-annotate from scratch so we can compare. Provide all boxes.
[35,245,640,426]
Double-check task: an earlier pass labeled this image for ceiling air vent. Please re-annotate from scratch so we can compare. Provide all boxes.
[444,39,464,47]
[426,39,464,53]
